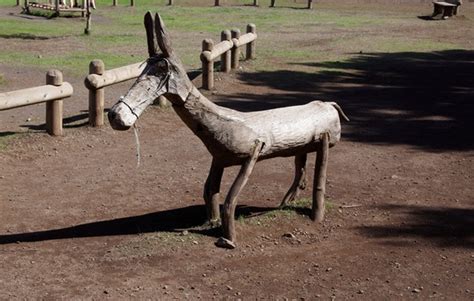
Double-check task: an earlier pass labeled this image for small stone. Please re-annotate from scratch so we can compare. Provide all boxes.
[282,233,296,239]
[226,285,233,290]
[192,240,199,245]
[357,289,364,294]
[103,290,109,294]
[412,288,421,293]
[181,230,189,236]
[162,285,168,290]
[326,267,333,272]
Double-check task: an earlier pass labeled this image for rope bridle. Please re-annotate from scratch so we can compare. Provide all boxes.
[117,58,171,119]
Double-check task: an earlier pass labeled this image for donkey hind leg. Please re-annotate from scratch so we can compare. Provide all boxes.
[311,133,329,222]
[216,140,263,249]
[279,153,307,208]
[203,159,224,227]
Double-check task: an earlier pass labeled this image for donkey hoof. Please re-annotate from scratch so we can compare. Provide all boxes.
[215,237,236,249]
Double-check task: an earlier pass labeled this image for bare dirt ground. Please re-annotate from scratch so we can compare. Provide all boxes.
[1,2,474,300]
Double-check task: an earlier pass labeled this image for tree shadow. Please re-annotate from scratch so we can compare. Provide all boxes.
[217,49,474,151]
[0,204,276,245]
[357,204,474,249]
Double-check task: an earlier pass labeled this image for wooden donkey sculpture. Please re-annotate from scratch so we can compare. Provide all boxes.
[108,12,349,249]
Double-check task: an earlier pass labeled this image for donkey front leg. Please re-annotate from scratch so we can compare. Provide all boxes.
[216,140,263,249]
[311,133,329,222]
[203,159,224,227]
[280,153,307,207]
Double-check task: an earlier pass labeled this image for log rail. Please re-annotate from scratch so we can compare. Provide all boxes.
[201,24,257,90]
[0,70,73,136]
[84,60,146,127]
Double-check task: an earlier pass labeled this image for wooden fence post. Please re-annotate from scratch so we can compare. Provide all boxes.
[246,24,256,60]
[253,0,258,5]
[221,30,231,73]
[45,70,63,136]
[168,0,173,5]
[130,0,134,6]
[214,0,219,6]
[112,0,117,6]
[54,0,59,15]
[201,39,214,90]
[231,28,241,69]
[308,0,312,9]
[270,0,275,7]
[88,59,105,127]
[16,0,20,6]
[84,0,91,35]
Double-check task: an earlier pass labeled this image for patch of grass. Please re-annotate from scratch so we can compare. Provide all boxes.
[0,51,141,75]
[0,132,19,151]
[0,73,5,85]
[239,197,336,226]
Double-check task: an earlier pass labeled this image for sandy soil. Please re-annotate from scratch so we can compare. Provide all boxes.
[1,2,473,299]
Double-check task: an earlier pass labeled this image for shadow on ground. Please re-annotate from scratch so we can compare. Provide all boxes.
[218,49,474,151]
[358,204,474,249]
[0,205,277,244]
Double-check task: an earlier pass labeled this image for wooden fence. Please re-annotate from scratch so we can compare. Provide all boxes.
[84,60,146,127]
[168,0,313,8]
[201,23,256,90]
[0,70,73,136]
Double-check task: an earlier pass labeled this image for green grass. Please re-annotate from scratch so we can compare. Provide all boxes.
[0,0,472,77]
[239,197,335,226]
[0,132,20,151]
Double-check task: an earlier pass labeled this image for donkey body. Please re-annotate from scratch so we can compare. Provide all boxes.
[108,12,348,248]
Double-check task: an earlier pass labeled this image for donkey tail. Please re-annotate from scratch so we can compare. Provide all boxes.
[328,102,350,122]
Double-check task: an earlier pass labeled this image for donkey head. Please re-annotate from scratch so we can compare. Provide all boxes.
[108,12,192,130]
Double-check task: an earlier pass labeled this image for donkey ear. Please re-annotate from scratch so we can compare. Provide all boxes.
[144,11,157,57]
[154,13,173,58]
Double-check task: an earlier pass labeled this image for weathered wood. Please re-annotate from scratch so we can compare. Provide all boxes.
[234,32,256,47]
[112,0,116,6]
[108,13,348,248]
[0,81,73,111]
[201,38,214,90]
[84,0,91,35]
[253,0,258,6]
[168,0,173,5]
[130,0,134,6]
[280,153,307,207]
[54,0,59,14]
[231,29,241,69]
[88,60,105,127]
[214,0,219,6]
[222,140,262,245]
[209,40,233,61]
[45,70,64,136]
[311,133,329,222]
[204,159,224,224]
[85,62,145,89]
[308,0,312,9]
[220,30,231,73]
[246,24,256,60]
[270,0,275,7]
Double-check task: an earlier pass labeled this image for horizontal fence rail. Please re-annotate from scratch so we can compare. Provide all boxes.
[84,60,146,127]
[0,70,73,136]
[201,24,257,90]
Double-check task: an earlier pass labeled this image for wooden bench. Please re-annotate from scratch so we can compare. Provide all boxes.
[432,0,462,19]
